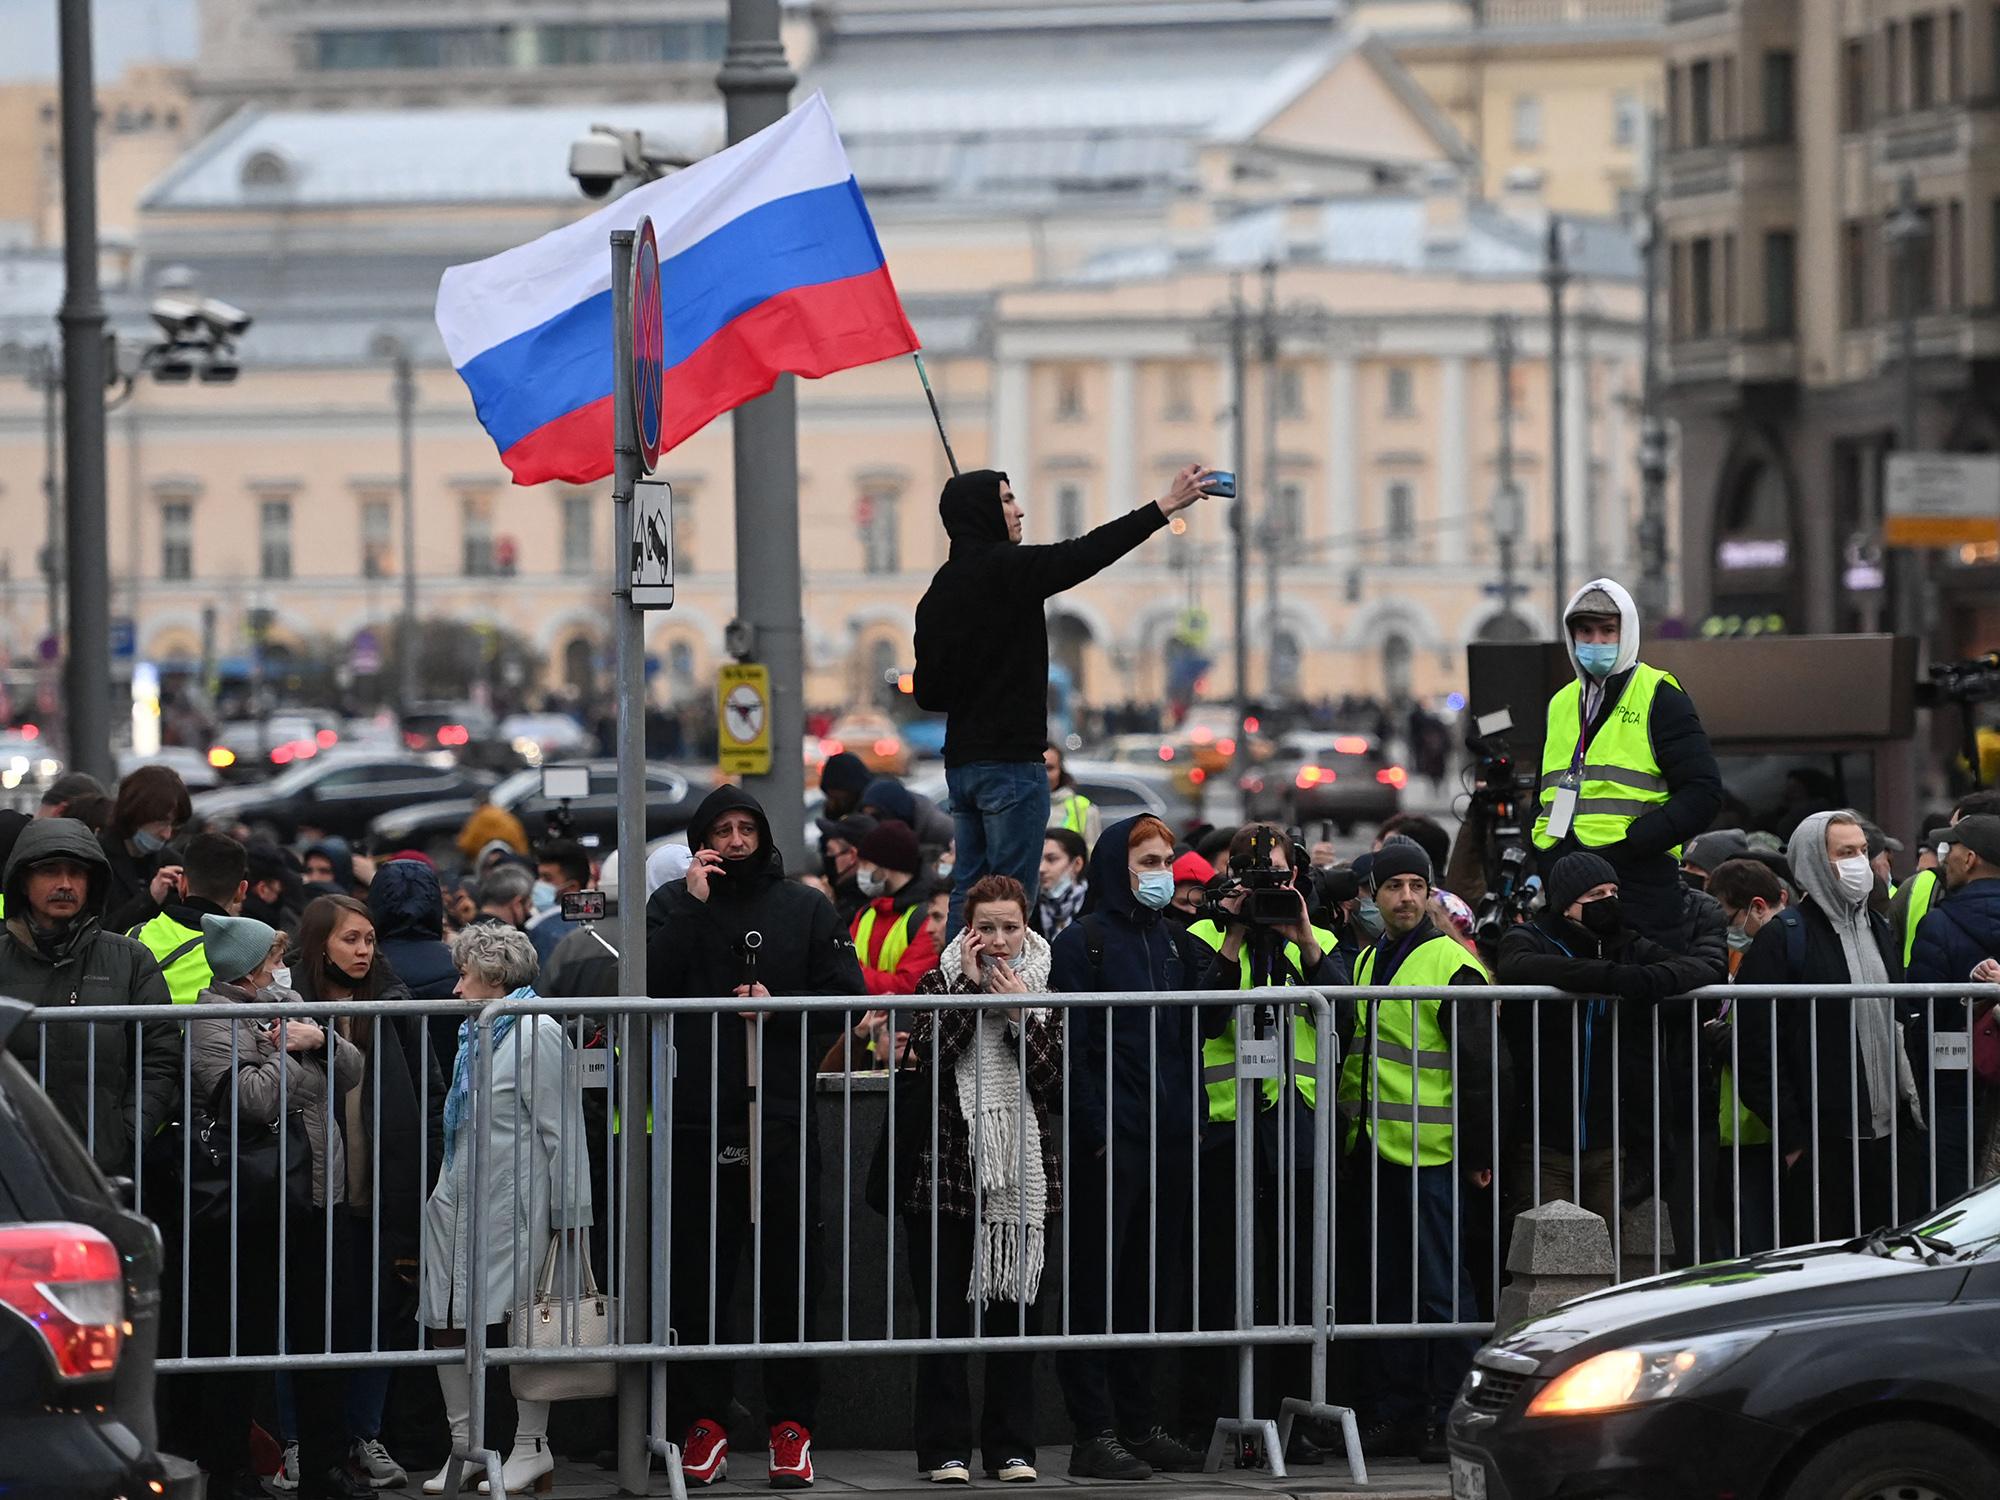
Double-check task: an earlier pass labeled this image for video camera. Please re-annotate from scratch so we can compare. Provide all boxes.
[1920,652,2000,791]
[1194,824,1304,931]
[540,764,588,842]
[1462,708,1540,945]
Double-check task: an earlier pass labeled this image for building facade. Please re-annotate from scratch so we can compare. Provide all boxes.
[1661,0,2000,652]
[0,2,1655,719]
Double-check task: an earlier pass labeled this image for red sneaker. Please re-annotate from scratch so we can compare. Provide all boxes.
[682,1419,729,1486]
[768,1423,814,1489]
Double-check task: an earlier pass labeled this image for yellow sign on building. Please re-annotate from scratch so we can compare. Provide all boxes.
[717,663,773,777]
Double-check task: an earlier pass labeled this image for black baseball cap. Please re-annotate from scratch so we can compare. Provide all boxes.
[1939,815,2000,867]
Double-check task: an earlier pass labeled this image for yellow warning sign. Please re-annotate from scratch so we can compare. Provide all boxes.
[717,663,772,777]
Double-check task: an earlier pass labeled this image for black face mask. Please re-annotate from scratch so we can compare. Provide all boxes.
[1577,896,1624,938]
[1680,869,1708,892]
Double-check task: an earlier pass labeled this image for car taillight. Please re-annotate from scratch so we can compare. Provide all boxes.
[873,738,899,758]
[437,724,470,747]
[1158,745,1175,762]
[1296,766,1336,789]
[270,745,293,765]
[1217,737,1236,758]
[0,1223,124,1381]
[1377,766,1408,789]
[1333,735,1369,755]
[403,731,426,749]
[1189,767,1207,785]
[315,729,338,748]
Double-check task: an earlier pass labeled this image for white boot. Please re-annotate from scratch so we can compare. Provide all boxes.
[424,1364,473,1495]
[479,1400,555,1495]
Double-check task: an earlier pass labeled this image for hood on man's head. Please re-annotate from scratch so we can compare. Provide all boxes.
[1787,809,1863,914]
[1562,576,1642,682]
[3,817,109,920]
[818,751,872,797]
[938,469,1011,546]
[369,856,445,942]
[303,836,356,889]
[860,777,916,825]
[1081,816,1147,919]
[686,784,781,878]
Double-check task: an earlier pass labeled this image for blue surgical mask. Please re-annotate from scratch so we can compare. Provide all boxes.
[1356,899,1385,939]
[1048,873,1073,901]
[1725,925,1753,953]
[132,828,166,855]
[1134,870,1175,910]
[530,879,557,913]
[1576,642,1620,679]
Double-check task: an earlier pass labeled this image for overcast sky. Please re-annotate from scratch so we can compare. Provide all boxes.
[0,0,195,81]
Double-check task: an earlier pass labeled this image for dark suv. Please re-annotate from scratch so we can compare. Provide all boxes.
[0,998,180,1498]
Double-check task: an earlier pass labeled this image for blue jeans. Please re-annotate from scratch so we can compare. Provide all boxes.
[944,761,1051,941]
[275,1366,389,1443]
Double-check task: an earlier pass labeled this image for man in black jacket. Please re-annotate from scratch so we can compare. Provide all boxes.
[645,785,866,1490]
[914,463,1212,937]
[1736,811,1923,1245]
[1496,852,1723,1240]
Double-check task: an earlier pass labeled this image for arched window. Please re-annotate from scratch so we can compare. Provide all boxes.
[1381,632,1414,701]
[562,637,594,696]
[1269,626,1302,698]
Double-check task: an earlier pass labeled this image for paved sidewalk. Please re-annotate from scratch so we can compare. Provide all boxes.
[535,1450,1451,1499]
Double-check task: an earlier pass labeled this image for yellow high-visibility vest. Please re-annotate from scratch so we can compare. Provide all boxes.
[853,903,916,976]
[1532,664,1679,853]
[1902,867,1941,969]
[1186,918,1329,1121]
[1057,792,1094,838]
[1338,935,1487,1166]
[129,911,211,1005]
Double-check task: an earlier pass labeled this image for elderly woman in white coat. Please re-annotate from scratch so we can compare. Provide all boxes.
[420,924,591,1496]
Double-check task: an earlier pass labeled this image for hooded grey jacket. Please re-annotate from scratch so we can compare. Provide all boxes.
[0,817,175,1173]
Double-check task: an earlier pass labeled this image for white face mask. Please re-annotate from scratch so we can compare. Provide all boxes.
[270,965,291,991]
[1834,854,1875,905]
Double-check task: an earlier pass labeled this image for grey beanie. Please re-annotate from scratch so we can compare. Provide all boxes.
[1547,851,1618,915]
[202,913,280,986]
[1683,829,1750,874]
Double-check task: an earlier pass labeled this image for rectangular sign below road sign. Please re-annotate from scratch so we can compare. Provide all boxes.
[1884,452,2000,547]
[718,662,772,778]
[631,478,675,608]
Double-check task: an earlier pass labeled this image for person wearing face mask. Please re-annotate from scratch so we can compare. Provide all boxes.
[1734,811,1925,1247]
[1904,814,2000,1206]
[1168,849,1215,927]
[902,875,1062,1485]
[815,813,878,926]
[1044,743,1101,848]
[645,785,866,1490]
[524,838,590,966]
[471,861,536,931]
[1494,852,1724,1241]
[1036,828,1088,940]
[845,820,939,999]
[99,761,194,933]
[1048,815,1207,1481]
[287,894,443,1497]
[1531,579,1722,945]
[1703,857,1790,1252]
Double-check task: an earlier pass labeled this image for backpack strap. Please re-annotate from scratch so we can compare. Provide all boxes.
[159,935,205,969]
[1771,907,1807,976]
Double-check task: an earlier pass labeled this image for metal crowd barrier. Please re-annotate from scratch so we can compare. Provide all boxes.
[21,978,2000,1499]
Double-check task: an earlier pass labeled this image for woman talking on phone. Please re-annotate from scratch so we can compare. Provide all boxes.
[902,874,1062,1484]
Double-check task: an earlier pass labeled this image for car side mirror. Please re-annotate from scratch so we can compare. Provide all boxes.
[108,1175,137,1210]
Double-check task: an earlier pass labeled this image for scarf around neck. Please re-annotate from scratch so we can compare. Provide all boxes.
[939,929,1053,1304]
[443,986,537,1169]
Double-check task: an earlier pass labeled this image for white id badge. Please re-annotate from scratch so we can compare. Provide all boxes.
[1935,1032,1972,1072]
[1236,1007,1282,1079]
[1544,773,1581,841]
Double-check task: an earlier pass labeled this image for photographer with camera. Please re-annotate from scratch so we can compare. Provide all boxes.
[1531,579,1722,945]
[1180,824,1345,1455]
[1334,841,1493,1463]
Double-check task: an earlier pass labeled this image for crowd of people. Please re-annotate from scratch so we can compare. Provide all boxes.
[8,464,2000,1499]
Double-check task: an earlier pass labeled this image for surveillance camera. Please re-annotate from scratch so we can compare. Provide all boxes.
[200,348,240,384]
[568,135,630,199]
[196,297,253,338]
[152,350,196,383]
[150,295,203,339]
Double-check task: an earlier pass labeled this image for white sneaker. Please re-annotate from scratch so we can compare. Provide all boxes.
[353,1437,409,1489]
[928,1461,971,1483]
[271,1442,301,1492]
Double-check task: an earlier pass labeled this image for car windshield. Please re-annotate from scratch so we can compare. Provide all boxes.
[1906,1181,2000,1260]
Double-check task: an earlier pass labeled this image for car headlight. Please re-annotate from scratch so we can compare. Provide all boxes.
[1525,1331,1767,1417]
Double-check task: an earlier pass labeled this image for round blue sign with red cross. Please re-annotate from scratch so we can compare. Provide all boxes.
[633,216,665,472]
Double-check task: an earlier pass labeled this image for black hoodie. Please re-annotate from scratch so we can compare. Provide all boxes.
[645,785,866,1128]
[914,469,1169,767]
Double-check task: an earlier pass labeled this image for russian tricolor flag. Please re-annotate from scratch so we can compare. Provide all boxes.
[436,92,919,486]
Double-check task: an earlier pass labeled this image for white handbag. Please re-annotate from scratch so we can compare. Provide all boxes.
[508,1236,618,1402]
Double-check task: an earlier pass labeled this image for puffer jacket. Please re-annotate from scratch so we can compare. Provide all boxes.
[189,980,365,1209]
[0,818,175,1173]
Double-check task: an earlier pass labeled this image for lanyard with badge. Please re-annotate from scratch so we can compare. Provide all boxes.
[1543,731,1589,842]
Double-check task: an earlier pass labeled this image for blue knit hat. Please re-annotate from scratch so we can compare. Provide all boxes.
[202,913,280,986]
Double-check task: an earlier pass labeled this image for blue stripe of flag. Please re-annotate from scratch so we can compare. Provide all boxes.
[460,177,887,456]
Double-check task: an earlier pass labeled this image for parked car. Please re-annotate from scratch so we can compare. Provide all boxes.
[1448,1185,2000,1500]
[0,996,182,1498]
[369,759,710,867]
[821,710,910,775]
[190,751,496,845]
[497,713,592,765]
[1239,731,1406,834]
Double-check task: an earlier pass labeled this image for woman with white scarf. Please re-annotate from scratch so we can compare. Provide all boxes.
[904,874,1063,1484]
